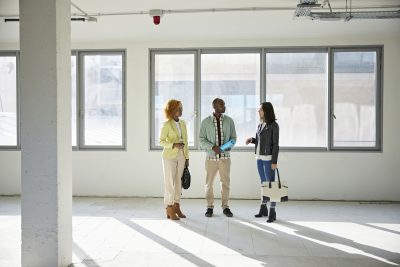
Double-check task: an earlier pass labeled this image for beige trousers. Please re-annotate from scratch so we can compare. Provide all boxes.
[162,150,186,207]
[205,158,231,209]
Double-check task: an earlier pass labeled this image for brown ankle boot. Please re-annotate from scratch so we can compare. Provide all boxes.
[166,205,179,220]
[174,203,186,218]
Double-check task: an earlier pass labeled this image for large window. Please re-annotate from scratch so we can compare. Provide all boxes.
[81,53,125,147]
[0,54,17,148]
[332,49,380,149]
[152,53,195,147]
[0,50,126,150]
[150,47,382,151]
[266,51,328,148]
[201,53,260,145]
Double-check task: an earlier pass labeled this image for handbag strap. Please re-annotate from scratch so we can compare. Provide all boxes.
[269,168,281,188]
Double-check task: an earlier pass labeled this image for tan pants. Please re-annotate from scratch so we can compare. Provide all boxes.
[205,158,231,209]
[162,150,186,207]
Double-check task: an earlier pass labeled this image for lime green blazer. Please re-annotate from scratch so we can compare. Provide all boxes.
[159,119,189,160]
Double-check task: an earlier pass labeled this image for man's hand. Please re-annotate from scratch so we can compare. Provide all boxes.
[271,164,277,170]
[212,146,222,155]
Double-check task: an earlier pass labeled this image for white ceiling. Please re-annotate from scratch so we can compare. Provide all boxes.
[0,0,400,43]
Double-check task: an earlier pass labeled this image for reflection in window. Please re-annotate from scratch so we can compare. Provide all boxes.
[333,51,377,147]
[201,53,260,147]
[149,47,381,151]
[153,54,195,147]
[83,54,123,146]
[266,52,328,147]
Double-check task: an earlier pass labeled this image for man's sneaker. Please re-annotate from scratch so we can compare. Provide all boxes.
[205,208,213,217]
[223,208,233,217]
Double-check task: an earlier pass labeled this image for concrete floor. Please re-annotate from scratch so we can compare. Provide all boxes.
[0,197,399,267]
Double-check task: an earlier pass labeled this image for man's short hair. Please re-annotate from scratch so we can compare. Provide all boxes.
[212,98,224,106]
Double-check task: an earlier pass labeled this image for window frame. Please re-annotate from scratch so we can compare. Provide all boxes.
[71,52,78,150]
[0,49,127,151]
[149,49,199,150]
[149,46,383,152]
[0,51,19,150]
[77,50,127,150]
[265,47,329,152]
[200,48,263,151]
[0,46,382,152]
[329,46,383,152]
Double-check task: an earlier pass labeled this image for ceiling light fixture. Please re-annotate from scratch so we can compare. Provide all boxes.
[294,0,321,18]
[310,10,400,20]
[294,0,400,21]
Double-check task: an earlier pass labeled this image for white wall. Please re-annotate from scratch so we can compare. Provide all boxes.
[1,36,399,201]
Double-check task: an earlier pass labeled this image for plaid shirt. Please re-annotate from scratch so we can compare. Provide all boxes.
[207,114,230,161]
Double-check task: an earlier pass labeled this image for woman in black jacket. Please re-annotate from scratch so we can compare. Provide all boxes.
[246,102,279,223]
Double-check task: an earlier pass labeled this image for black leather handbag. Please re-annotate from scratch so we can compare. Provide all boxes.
[181,167,191,189]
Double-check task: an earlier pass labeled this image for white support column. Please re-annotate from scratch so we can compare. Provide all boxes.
[19,0,72,266]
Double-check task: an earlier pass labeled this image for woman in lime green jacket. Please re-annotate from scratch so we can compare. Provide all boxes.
[159,99,189,220]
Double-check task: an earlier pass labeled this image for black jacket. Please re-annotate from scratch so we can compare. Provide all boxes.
[251,121,279,164]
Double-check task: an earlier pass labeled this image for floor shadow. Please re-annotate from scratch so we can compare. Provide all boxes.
[248,219,400,266]
[117,216,216,267]
[361,222,400,235]
[73,198,400,267]
[2,196,400,267]
[70,242,102,267]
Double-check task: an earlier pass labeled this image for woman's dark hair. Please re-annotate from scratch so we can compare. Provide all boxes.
[261,102,276,124]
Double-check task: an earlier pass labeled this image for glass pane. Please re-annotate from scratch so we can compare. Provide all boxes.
[83,54,123,146]
[333,51,377,147]
[71,55,77,147]
[201,53,260,147]
[154,54,195,146]
[0,56,17,146]
[266,52,328,147]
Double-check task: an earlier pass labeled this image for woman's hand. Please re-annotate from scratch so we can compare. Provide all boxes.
[173,143,184,149]
[185,159,189,168]
[245,138,253,145]
[271,164,277,170]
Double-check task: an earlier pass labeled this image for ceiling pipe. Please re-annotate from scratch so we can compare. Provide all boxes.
[1,4,399,22]
[4,17,97,22]
[69,5,400,18]
[70,2,97,22]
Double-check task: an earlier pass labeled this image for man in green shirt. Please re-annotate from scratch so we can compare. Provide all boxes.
[199,98,237,217]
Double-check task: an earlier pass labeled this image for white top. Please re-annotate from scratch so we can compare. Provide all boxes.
[174,120,183,142]
[255,122,272,161]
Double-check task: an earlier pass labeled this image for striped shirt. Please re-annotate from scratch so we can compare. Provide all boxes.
[207,114,230,161]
